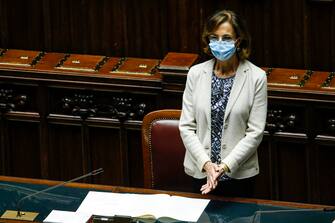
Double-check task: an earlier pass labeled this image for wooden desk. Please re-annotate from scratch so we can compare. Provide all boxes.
[0,49,335,205]
[0,176,334,223]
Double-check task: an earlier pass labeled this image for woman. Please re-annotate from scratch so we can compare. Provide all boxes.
[179,10,267,196]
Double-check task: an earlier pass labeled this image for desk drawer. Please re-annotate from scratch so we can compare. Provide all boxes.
[48,87,156,121]
[266,102,307,134]
[314,107,335,137]
[0,83,37,113]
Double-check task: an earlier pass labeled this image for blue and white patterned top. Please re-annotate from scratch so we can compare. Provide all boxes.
[211,72,235,181]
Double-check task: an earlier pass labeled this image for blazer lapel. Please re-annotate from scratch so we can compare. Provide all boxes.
[203,59,215,127]
[224,61,248,122]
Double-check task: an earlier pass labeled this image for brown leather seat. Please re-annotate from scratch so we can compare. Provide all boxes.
[142,109,193,192]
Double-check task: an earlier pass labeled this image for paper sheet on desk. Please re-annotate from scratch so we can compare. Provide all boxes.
[76,191,210,222]
[43,210,91,223]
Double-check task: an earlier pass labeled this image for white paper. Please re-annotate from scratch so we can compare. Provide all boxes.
[43,210,91,223]
[76,191,210,222]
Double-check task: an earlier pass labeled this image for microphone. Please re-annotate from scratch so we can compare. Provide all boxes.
[1,168,104,221]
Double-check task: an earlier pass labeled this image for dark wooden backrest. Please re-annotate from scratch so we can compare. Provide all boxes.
[142,109,193,192]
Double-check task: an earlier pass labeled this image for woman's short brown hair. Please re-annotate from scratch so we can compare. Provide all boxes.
[202,10,251,61]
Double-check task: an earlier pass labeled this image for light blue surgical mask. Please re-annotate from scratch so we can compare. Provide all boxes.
[209,39,236,61]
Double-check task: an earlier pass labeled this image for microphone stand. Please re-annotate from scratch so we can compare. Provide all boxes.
[1,168,104,221]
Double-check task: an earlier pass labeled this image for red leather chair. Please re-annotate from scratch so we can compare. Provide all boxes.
[142,109,193,192]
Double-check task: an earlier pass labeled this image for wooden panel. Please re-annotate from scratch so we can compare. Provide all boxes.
[0,50,42,67]
[125,127,143,187]
[266,101,307,134]
[309,2,334,71]
[88,125,124,185]
[0,47,335,206]
[0,119,4,175]
[166,0,201,53]
[159,52,199,71]
[0,83,38,113]
[123,0,166,58]
[44,0,89,53]
[47,124,84,181]
[48,88,157,121]
[159,92,183,109]
[1,0,335,70]
[240,1,267,67]
[85,0,127,56]
[0,0,44,50]
[55,54,107,72]
[314,142,335,205]
[6,120,41,178]
[253,138,272,199]
[111,58,160,75]
[267,0,305,68]
[314,107,335,137]
[276,140,309,203]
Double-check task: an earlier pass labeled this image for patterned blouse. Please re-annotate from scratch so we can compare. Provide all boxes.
[211,72,235,181]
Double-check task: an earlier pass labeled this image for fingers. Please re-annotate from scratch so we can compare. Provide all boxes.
[200,183,211,195]
[200,183,208,191]
[200,177,218,195]
[201,186,212,195]
[200,182,216,195]
[208,174,216,187]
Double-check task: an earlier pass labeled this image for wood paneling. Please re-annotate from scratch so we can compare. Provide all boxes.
[315,143,335,204]
[1,0,335,70]
[89,125,124,185]
[277,141,309,203]
[309,3,334,71]
[47,124,84,181]
[125,127,143,187]
[0,49,335,205]
[252,139,272,200]
[6,120,41,178]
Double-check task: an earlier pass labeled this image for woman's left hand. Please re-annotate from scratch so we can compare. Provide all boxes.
[200,180,216,194]
[200,164,225,194]
[200,164,223,194]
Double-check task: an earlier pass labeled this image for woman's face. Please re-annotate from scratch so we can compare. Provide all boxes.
[210,21,237,42]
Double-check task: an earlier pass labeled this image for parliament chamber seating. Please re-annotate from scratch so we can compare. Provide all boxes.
[0,49,334,205]
[142,109,193,192]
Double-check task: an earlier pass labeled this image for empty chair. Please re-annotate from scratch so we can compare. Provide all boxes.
[142,109,193,192]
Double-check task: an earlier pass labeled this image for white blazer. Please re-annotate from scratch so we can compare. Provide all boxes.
[179,59,267,179]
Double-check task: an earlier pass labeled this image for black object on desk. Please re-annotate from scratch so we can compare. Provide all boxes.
[88,215,136,223]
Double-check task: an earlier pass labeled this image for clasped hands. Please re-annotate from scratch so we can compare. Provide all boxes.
[201,161,227,195]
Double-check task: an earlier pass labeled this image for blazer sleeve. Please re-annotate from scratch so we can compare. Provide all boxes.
[179,68,211,172]
[223,71,268,173]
